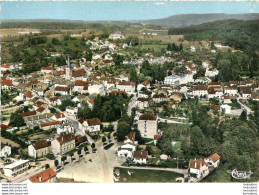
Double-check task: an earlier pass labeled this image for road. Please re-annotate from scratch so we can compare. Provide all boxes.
[237,98,254,116]
[158,117,192,125]
[127,94,137,116]
[11,166,45,183]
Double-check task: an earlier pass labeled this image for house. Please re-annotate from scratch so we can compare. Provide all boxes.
[252,96,259,101]
[66,106,78,116]
[169,92,182,102]
[1,143,11,157]
[117,81,135,94]
[164,75,180,86]
[27,168,57,183]
[3,160,30,177]
[189,158,209,179]
[152,94,168,103]
[223,96,232,104]
[204,153,220,168]
[57,123,75,135]
[136,98,149,109]
[88,84,105,95]
[137,81,150,91]
[1,79,14,90]
[124,132,137,144]
[19,111,37,117]
[109,33,125,39]
[54,86,70,96]
[117,143,137,158]
[51,133,76,155]
[28,140,51,158]
[86,118,102,132]
[133,151,148,164]
[41,67,55,74]
[153,135,161,145]
[239,87,252,99]
[73,80,89,93]
[220,104,232,114]
[192,85,208,97]
[49,96,58,105]
[40,121,61,130]
[76,135,88,147]
[24,91,35,100]
[224,87,238,96]
[104,78,116,90]
[51,112,66,121]
[72,69,87,80]
[138,114,158,138]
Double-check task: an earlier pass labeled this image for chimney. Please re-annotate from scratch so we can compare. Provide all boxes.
[62,137,63,142]
[194,162,197,168]
[39,176,42,182]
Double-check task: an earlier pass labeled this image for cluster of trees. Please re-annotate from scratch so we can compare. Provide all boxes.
[58,98,77,111]
[125,35,140,46]
[167,43,183,52]
[26,36,47,46]
[212,51,259,81]
[113,53,125,67]
[77,94,130,122]
[8,109,26,128]
[52,37,61,45]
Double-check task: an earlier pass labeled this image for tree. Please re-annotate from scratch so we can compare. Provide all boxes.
[54,160,59,168]
[91,143,95,152]
[240,110,247,121]
[84,146,88,154]
[52,37,61,45]
[77,150,81,158]
[116,122,131,142]
[107,134,111,140]
[102,136,107,143]
[8,112,25,127]
[129,68,138,83]
[45,164,50,169]
[69,152,74,162]
[61,156,67,165]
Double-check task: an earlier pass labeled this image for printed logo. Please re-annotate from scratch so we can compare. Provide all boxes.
[227,169,253,179]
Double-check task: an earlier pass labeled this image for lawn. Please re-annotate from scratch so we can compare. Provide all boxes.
[135,44,167,52]
[115,167,183,183]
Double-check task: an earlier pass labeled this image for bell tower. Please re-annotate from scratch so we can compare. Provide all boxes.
[66,54,72,80]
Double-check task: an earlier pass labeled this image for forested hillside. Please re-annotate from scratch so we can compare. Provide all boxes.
[168,19,259,51]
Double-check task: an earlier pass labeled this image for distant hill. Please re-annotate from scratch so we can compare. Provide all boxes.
[168,19,259,51]
[137,13,259,27]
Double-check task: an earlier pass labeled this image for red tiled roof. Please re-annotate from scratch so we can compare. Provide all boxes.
[133,151,148,159]
[26,80,38,87]
[75,80,88,86]
[1,64,10,68]
[36,107,45,113]
[57,70,66,75]
[24,91,34,98]
[86,118,101,126]
[19,111,36,117]
[54,113,65,119]
[107,78,116,84]
[32,140,50,150]
[29,168,56,183]
[1,79,13,86]
[54,86,69,92]
[41,67,55,70]
[125,132,135,142]
[110,91,127,95]
[40,121,60,128]
[72,69,86,77]
[49,96,57,101]
[210,105,220,111]
[141,81,150,86]
[189,158,208,169]
[56,133,75,144]
[118,81,135,86]
[35,100,44,107]
[88,100,94,104]
[193,85,208,91]
[209,153,220,163]
[154,135,161,141]
[1,124,10,131]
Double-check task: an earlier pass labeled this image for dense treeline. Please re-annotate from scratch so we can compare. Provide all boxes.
[168,19,259,51]
[1,21,115,31]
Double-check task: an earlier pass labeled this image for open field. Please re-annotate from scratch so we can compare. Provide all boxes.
[115,167,183,183]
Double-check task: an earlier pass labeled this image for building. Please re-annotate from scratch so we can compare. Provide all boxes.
[3,160,30,177]
[1,143,11,157]
[124,132,137,144]
[189,158,209,179]
[66,54,72,80]
[28,140,51,158]
[138,114,158,138]
[86,118,102,132]
[136,98,149,109]
[117,81,135,94]
[192,85,208,97]
[1,79,14,90]
[204,153,220,168]
[133,151,148,164]
[27,168,57,183]
[164,75,180,86]
[117,143,137,158]
[51,133,76,155]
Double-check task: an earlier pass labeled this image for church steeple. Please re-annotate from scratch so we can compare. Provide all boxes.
[66,54,72,80]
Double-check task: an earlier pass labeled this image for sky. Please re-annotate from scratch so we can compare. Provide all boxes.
[1,1,258,21]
